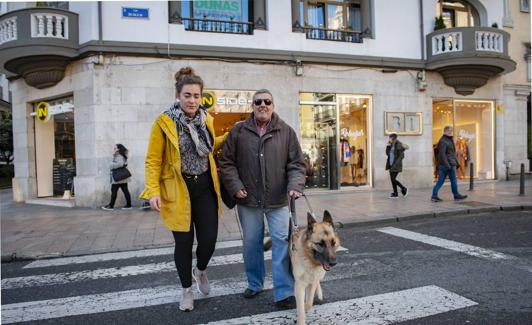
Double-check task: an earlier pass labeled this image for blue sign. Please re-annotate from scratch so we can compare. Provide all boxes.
[122,7,149,19]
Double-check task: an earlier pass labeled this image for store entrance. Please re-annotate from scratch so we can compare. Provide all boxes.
[34,98,76,198]
[432,99,495,180]
[299,93,371,190]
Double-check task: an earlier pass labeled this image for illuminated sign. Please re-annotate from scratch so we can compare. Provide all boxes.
[36,102,49,124]
[201,90,254,113]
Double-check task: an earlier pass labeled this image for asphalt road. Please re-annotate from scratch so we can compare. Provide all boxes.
[2,210,532,324]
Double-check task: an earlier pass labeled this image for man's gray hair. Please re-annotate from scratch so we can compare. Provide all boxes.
[443,125,453,133]
[253,89,274,102]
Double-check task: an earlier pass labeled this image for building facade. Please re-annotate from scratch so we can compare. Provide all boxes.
[0,0,529,207]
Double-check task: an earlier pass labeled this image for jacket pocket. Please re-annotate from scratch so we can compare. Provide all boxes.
[160,178,176,202]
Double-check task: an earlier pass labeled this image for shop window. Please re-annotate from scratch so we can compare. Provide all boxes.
[170,1,253,34]
[299,93,370,190]
[432,99,494,180]
[436,1,479,27]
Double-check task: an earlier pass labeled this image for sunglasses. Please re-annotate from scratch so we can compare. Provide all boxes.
[254,98,273,106]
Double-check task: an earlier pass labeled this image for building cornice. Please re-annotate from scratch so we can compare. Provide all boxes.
[78,40,426,70]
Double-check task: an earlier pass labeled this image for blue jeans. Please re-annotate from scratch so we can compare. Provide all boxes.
[237,205,294,302]
[432,166,460,198]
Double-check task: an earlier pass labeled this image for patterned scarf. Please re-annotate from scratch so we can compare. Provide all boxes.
[165,102,213,158]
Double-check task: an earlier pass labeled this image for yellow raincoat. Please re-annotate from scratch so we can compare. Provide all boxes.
[139,113,227,232]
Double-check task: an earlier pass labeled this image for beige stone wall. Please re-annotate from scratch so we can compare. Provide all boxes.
[503,1,530,85]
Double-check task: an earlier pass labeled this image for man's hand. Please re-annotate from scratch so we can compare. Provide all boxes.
[289,190,302,198]
[235,189,248,199]
[149,196,161,212]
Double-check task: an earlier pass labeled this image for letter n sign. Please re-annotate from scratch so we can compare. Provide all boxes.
[36,101,50,124]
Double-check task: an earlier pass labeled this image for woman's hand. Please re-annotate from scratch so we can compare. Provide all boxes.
[149,196,161,212]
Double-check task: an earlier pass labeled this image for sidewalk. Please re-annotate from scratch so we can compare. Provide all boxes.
[2,180,531,261]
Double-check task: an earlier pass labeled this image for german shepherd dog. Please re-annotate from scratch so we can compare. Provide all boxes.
[265,210,340,325]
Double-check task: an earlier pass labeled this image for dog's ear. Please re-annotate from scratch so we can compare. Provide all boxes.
[323,210,334,227]
[307,212,316,236]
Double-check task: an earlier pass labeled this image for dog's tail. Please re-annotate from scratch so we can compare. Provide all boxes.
[263,239,272,251]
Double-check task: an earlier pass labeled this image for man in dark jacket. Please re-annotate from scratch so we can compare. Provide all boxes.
[219,89,306,308]
[385,133,408,198]
[431,126,467,202]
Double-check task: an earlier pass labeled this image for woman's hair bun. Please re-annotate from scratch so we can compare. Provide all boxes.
[175,67,195,82]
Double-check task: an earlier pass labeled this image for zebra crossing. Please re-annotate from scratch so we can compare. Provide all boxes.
[1,232,482,324]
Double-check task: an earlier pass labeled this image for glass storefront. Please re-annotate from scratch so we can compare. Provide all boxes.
[432,99,494,180]
[299,93,371,189]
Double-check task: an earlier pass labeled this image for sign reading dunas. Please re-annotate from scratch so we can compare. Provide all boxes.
[193,1,242,21]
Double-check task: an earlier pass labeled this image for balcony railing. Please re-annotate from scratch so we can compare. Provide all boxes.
[305,27,362,43]
[429,27,507,57]
[181,17,253,35]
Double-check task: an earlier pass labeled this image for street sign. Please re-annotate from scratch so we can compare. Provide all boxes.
[36,101,49,124]
[122,7,149,19]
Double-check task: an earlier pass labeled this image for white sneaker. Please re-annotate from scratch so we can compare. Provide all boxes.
[179,287,194,312]
[192,267,210,295]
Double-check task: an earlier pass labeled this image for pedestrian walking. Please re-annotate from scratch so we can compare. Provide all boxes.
[431,126,468,202]
[385,133,408,198]
[139,67,227,312]
[219,89,306,309]
[102,144,132,210]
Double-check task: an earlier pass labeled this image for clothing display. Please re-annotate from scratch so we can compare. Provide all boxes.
[456,138,471,179]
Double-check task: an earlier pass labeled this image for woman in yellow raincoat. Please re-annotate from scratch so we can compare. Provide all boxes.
[140,67,226,312]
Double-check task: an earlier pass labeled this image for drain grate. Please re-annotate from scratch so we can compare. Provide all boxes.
[454,201,494,207]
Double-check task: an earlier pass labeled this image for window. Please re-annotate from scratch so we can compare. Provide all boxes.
[172,1,253,34]
[301,1,362,42]
[304,1,361,31]
[526,44,531,82]
[35,2,69,10]
[436,1,478,27]
[521,0,530,13]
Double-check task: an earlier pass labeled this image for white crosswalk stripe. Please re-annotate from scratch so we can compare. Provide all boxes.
[23,239,250,269]
[378,227,532,273]
[201,285,478,325]
[3,248,347,289]
[1,269,353,323]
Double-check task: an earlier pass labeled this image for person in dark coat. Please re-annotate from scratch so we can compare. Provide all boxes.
[431,126,468,202]
[385,133,408,198]
[102,143,132,210]
[219,89,306,309]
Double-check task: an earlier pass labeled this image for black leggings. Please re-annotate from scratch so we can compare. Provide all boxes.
[389,171,405,194]
[109,183,131,207]
[172,172,218,288]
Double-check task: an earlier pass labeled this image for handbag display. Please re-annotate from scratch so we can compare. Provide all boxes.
[112,166,131,182]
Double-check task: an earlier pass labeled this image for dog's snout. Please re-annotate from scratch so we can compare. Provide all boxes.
[328,259,337,267]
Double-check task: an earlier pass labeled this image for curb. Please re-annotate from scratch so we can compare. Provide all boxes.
[2,204,532,263]
[337,204,532,230]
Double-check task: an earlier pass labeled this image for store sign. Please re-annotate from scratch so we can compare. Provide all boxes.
[201,90,254,113]
[341,128,364,140]
[122,7,149,19]
[193,1,242,21]
[31,102,74,123]
[459,129,475,140]
[36,102,49,124]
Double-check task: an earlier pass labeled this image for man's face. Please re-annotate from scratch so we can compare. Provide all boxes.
[252,93,274,123]
[445,127,453,137]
